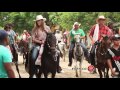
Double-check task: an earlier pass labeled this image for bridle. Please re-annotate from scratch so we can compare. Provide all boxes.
[46,33,57,61]
[47,41,56,50]
[46,37,56,50]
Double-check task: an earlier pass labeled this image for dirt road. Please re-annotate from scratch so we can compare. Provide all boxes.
[12,53,101,78]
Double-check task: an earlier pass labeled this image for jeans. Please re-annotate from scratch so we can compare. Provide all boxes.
[69,42,90,64]
[89,41,100,66]
[31,45,39,61]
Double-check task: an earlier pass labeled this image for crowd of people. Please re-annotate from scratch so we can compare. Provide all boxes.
[0,14,120,78]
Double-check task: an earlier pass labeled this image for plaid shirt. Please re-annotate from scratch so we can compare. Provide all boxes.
[89,24,112,41]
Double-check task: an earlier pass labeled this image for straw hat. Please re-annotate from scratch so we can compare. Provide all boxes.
[97,15,106,21]
[73,22,81,26]
[23,30,27,33]
[34,15,46,21]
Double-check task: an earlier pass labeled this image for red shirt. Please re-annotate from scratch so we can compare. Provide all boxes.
[89,24,112,41]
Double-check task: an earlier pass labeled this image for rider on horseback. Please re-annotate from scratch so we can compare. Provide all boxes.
[67,22,90,66]
[89,15,113,73]
[32,15,51,66]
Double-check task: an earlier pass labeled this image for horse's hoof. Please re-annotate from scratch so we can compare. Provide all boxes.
[76,74,79,77]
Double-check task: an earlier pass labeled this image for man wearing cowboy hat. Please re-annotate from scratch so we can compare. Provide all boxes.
[89,15,112,73]
[67,22,90,66]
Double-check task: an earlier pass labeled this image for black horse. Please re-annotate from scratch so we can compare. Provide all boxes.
[26,32,58,78]
[96,36,111,78]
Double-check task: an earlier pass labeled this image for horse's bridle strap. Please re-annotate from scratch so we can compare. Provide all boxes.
[50,47,56,50]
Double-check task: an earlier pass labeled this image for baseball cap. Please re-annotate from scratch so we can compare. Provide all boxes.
[112,34,120,40]
[0,30,8,41]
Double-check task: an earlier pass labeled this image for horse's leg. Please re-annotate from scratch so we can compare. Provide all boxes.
[75,60,78,77]
[106,68,109,78]
[63,45,66,62]
[98,68,103,78]
[79,60,82,77]
[29,72,34,78]
[37,70,42,78]
[43,71,48,78]
[29,65,36,78]
[51,73,56,78]
[29,65,35,78]
[23,54,25,64]
[103,68,106,78]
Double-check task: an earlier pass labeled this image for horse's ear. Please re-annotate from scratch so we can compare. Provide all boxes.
[47,32,53,35]
[104,36,109,40]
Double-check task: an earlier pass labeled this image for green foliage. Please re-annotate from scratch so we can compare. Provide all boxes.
[0,12,120,34]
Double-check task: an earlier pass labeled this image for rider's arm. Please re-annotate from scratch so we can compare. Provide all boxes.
[32,31,40,44]
[32,37,41,44]
[106,26,113,37]
[80,29,85,39]
[67,33,71,45]
[45,25,51,33]
[4,63,15,78]
[3,48,15,78]
[89,25,95,44]
[13,30,17,42]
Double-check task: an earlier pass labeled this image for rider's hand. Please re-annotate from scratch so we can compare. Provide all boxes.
[41,40,45,44]
[111,69,116,77]
[39,40,45,44]
[67,44,69,49]
[91,40,95,45]
[101,34,106,37]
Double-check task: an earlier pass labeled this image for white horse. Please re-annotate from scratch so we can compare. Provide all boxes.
[57,40,66,62]
[73,34,84,77]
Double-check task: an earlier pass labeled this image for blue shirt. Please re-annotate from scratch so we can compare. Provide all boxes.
[0,45,12,78]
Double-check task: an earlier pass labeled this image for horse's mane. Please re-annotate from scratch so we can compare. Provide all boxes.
[42,32,56,58]
[97,36,111,63]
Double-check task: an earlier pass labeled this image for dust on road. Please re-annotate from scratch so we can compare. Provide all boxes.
[12,54,100,78]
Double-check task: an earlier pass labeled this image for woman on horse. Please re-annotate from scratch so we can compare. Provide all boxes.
[32,15,51,66]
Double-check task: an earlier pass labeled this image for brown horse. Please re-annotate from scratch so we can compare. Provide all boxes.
[96,36,111,78]
[9,44,21,78]
[18,39,29,64]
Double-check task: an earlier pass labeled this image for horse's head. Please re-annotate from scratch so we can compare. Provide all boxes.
[46,32,57,57]
[97,36,111,64]
[74,34,81,43]
[101,36,111,48]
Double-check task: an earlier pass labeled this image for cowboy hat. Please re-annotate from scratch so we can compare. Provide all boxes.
[34,15,46,21]
[73,22,81,26]
[112,34,120,40]
[23,30,27,33]
[97,15,106,20]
